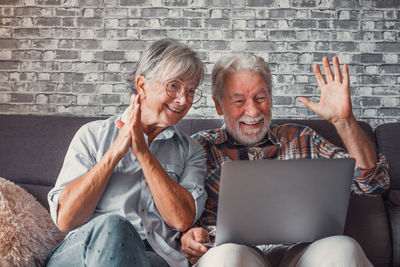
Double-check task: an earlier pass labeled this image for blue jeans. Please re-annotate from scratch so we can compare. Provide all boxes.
[46,214,169,267]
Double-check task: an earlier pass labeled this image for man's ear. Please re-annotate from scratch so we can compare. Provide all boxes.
[135,75,146,99]
[213,97,224,116]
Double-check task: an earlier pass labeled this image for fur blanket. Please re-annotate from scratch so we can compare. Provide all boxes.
[0,178,65,267]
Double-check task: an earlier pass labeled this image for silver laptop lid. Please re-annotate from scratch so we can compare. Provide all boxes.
[215,158,355,246]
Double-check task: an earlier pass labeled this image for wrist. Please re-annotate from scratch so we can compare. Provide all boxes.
[331,115,357,133]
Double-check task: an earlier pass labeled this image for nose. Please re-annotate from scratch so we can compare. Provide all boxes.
[244,100,259,117]
[174,90,188,105]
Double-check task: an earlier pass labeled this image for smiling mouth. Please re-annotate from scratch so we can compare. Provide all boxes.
[166,104,183,113]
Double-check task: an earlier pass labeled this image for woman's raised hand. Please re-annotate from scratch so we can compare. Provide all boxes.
[114,94,147,159]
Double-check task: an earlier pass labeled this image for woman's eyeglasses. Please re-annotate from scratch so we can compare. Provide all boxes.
[164,80,202,104]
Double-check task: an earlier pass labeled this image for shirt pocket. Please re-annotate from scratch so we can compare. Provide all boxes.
[161,163,184,183]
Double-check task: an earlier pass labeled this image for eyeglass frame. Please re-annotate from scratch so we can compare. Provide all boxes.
[159,79,203,104]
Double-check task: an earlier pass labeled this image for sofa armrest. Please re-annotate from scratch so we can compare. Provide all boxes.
[387,190,400,267]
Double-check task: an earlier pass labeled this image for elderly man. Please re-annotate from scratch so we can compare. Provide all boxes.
[180,52,389,267]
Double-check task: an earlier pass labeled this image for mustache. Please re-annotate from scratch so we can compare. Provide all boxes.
[238,114,265,124]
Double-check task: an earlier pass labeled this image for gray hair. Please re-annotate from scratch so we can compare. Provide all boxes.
[129,38,205,93]
[212,52,272,102]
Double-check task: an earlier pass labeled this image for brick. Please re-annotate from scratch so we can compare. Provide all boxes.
[333,42,358,52]
[247,0,275,7]
[99,73,122,83]
[291,19,317,29]
[13,50,42,61]
[375,0,400,8]
[102,94,121,104]
[35,17,61,27]
[269,9,296,18]
[162,0,188,6]
[362,10,384,19]
[383,54,398,64]
[10,93,34,103]
[273,95,293,105]
[183,9,207,17]
[141,8,169,17]
[375,42,400,52]
[36,0,62,5]
[141,29,167,39]
[78,0,103,6]
[291,0,319,7]
[162,18,189,27]
[103,8,127,17]
[378,108,400,117]
[14,7,42,16]
[49,94,77,104]
[0,0,21,4]
[288,41,315,51]
[246,41,275,51]
[311,10,334,19]
[0,51,13,60]
[332,0,360,8]
[316,41,330,51]
[55,50,79,60]
[0,39,18,49]
[55,8,81,16]
[231,9,255,18]
[360,53,383,63]
[13,28,40,37]
[201,40,229,50]
[204,19,230,29]
[77,18,102,28]
[72,84,96,93]
[248,19,277,29]
[334,20,359,30]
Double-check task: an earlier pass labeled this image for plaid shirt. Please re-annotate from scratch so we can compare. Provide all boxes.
[192,123,390,228]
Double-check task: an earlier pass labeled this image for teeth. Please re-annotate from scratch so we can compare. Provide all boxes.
[241,120,261,125]
[167,105,182,113]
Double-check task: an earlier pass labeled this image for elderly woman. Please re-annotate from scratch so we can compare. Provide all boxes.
[46,38,207,267]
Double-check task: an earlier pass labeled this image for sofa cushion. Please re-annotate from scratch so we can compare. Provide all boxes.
[375,123,400,190]
[0,115,102,187]
[344,195,391,267]
[0,177,65,267]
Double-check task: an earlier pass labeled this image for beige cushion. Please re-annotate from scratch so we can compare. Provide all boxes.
[0,177,65,267]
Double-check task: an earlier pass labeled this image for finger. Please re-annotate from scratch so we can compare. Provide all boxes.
[189,257,200,265]
[114,120,125,130]
[188,238,208,255]
[313,63,326,90]
[332,56,342,83]
[343,63,350,88]
[193,228,210,243]
[322,57,334,82]
[297,97,319,114]
[133,94,141,125]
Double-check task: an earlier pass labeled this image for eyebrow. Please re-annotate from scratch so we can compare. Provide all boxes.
[229,88,269,100]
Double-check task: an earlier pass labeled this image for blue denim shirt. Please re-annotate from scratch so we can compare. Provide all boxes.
[48,109,207,267]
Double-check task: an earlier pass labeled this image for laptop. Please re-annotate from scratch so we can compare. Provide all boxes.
[214,158,355,246]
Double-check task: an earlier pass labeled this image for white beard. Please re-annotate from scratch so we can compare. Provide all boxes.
[224,113,271,146]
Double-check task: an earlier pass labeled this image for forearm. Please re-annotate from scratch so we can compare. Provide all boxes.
[57,148,121,232]
[136,148,196,232]
[333,116,377,168]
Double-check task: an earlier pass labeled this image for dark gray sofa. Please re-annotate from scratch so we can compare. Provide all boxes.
[0,114,398,267]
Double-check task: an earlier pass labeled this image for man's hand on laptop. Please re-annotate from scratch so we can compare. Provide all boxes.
[181,227,210,264]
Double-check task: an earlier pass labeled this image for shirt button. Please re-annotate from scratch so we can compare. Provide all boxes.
[141,208,145,213]
[147,231,151,235]
[145,182,148,187]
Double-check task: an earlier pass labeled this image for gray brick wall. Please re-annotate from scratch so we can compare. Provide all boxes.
[0,0,399,128]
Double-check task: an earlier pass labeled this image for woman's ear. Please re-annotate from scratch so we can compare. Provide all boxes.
[135,76,146,100]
